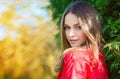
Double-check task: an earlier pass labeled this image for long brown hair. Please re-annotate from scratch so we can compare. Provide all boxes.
[55,1,104,72]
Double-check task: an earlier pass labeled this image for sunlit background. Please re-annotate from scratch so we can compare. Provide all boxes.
[0,0,59,79]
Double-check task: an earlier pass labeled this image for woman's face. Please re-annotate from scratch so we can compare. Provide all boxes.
[64,13,87,48]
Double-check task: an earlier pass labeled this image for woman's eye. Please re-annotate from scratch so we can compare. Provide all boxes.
[64,26,70,30]
[76,26,81,30]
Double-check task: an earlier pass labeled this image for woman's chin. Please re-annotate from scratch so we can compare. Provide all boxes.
[70,44,86,49]
[70,44,79,48]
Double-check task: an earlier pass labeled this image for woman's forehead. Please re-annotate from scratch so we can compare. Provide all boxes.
[64,13,81,26]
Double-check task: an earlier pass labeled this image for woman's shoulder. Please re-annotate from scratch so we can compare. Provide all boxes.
[62,48,75,60]
[63,47,83,55]
[63,47,91,60]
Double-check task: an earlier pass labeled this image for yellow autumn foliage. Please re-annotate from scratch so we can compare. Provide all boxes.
[0,1,59,79]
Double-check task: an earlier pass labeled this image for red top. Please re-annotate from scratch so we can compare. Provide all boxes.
[56,48,109,79]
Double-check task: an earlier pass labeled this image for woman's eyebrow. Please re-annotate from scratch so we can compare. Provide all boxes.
[74,23,80,26]
[64,24,69,26]
[64,23,80,26]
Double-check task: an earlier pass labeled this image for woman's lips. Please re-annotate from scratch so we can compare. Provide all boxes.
[69,39,78,44]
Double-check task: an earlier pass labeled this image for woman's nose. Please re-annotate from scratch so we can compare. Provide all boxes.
[69,29,75,37]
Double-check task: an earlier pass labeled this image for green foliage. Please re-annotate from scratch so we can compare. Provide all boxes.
[48,0,120,79]
[103,42,120,79]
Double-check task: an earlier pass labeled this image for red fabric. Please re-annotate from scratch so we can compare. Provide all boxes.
[56,49,109,79]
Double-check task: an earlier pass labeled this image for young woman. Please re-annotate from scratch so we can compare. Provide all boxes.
[56,1,109,79]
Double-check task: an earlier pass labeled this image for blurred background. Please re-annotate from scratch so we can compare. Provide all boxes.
[0,0,59,79]
[0,0,120,79]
